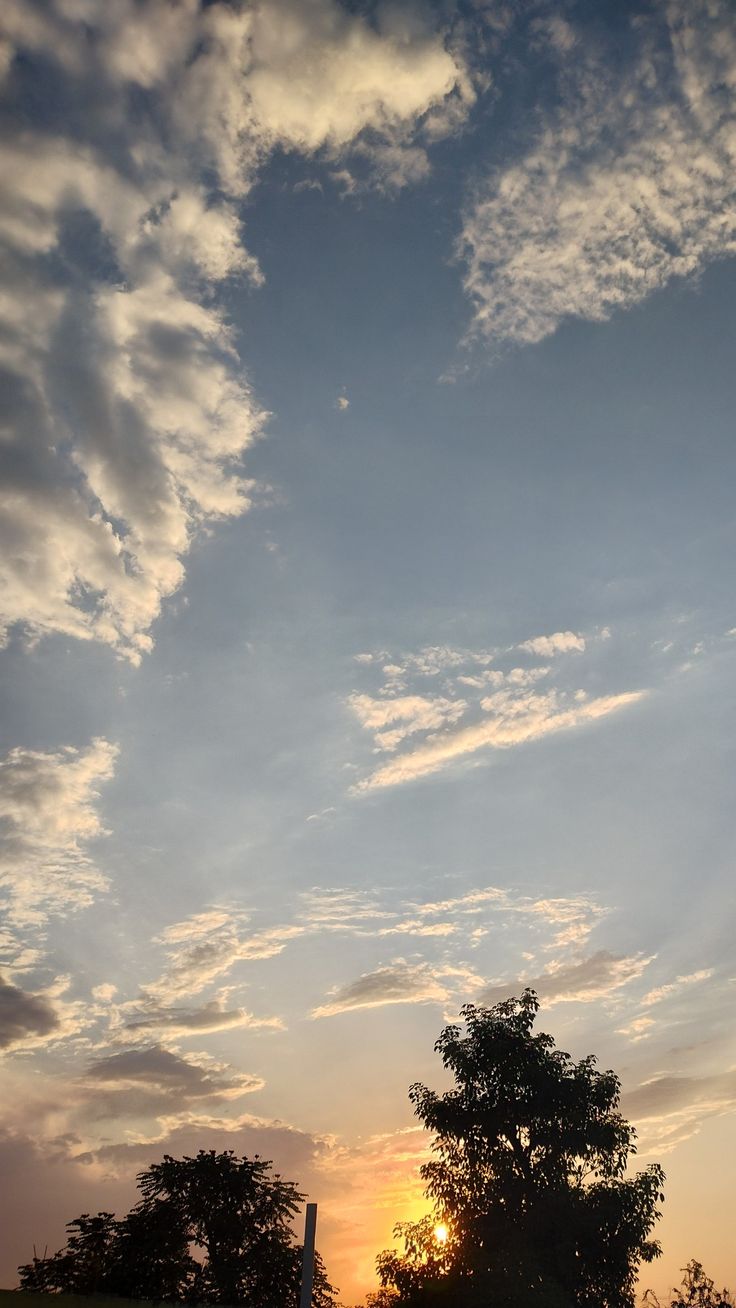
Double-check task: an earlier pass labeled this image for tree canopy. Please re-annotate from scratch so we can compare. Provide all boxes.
[376,990,665,1308]
[19,1149,337,1308]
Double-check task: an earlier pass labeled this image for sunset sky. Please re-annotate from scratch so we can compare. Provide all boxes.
[1,0,735,1301]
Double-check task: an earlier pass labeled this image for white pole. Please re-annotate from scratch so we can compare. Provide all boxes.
[299,1202,318,1308]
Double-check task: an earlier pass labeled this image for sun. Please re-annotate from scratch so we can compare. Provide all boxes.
[434,1223,448,1245]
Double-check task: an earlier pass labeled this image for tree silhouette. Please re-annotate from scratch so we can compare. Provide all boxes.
[19,1149,337,1307]
[644,1261,735,1308]
[376,991,665,1308]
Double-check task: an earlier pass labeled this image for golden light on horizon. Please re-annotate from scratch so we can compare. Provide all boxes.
[434,1223,448,1245]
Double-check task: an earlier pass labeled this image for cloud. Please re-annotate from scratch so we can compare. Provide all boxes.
[0,738,117,928]
[313,960,452,1018]
[0,1,470,663]
[355,688,645,790]
[518,631,585,656]
[78,1109,328,1177]
[639,969,714,1008]
[299,884,607,955]
[481,950,653,1007]
[122,999,283,1040]
[349,636,643,790]
[0,136,265,663]
[348,692,468,752]
[624,1068,736,1154]
[616,1015,656,1042]
[0,972,101,1056]
[83,1045,263,1116]
[142,911,304,1003]
[460,0,736,346]
[0,974,60,1051]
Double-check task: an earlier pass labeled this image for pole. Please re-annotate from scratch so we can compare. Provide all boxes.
[299,1202,318,1308]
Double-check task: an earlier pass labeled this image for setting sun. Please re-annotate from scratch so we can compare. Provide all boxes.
[434,1224,448,1246]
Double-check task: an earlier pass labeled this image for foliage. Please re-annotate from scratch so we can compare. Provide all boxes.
[18,1149,337,1307]
[376,991,665,1308]
[644,1261,735,1308]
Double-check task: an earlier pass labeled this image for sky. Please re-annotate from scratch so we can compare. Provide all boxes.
[0,0,735,1301]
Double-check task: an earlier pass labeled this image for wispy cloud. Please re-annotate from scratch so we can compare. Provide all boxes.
[348,634,644,790]
[312,960,469,1019]
[624,1068,736,1155]
[121,1000,284,1041]
[355,689,644,791]
[142,912,304,1003]
[0,738,117,928]
[481,950,654,1007]
[639,969,714,1008]
[460,0,736,347]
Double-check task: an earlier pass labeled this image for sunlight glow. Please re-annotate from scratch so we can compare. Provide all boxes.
[434,1224,448,1245]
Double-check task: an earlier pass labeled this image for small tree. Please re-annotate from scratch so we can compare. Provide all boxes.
[644,1261,735,1308]
[19,1213,121,1296]
[377,991,665,1308]
[19,1149,337,1307]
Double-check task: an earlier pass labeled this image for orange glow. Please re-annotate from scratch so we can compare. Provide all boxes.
[434,1223,448,1245]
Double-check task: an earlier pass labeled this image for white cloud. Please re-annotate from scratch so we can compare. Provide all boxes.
[355,688,644,790]
[616,1015,656,1042]
[348,692,467,751]
[640,968,714,1008]
[349,636,643,790]
[0,739,117,928]
[460,0,736,346]
[0,0,471,661]
[518,631,585,656]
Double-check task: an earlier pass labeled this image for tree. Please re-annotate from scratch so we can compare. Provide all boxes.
[644,1261,734,1308]
[19,1149,337,1308]
[376,991,665,1308]
[19,1213,121,1296]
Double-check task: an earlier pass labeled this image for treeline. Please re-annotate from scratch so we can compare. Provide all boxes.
[18,992,734,1308]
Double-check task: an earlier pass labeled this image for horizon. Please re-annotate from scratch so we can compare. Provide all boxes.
[1,0,735,1302]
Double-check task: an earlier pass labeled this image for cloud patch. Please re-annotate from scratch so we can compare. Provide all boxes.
[83,1045,263,1116]
[0,974,60,1051]
[518,631,585,657]
[460,0,736,346]
[122,999,284,1040]
[0,738,117,928]
[312,960,453,1018]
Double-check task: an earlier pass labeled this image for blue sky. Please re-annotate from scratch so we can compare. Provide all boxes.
[1,0,735,1299]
